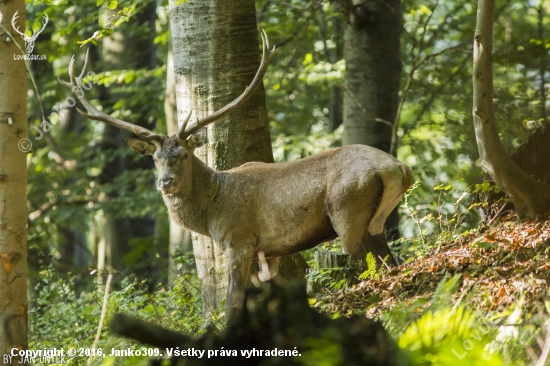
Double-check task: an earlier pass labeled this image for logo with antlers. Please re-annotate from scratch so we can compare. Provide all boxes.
[11,11,48,54]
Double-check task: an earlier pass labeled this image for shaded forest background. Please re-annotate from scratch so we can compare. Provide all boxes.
[25,0,548,284]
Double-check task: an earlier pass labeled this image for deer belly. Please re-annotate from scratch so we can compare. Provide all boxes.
[255,208,336,258]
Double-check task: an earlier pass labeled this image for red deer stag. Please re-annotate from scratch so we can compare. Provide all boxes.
[60,31,412,322]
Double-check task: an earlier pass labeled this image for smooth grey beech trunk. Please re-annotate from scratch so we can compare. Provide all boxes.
[168,0,306,315]
[0,0,28,358]
[473,0,550,219]
[342,0,402,240]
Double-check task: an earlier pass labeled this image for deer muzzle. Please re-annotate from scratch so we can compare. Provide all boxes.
[157,176,175,192]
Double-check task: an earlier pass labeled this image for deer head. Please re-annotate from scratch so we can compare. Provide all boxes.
[124,132,207,196]
[11,11,48,53]
[59,31,275,196]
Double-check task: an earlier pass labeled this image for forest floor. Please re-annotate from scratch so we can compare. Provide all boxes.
[313,216,550,321]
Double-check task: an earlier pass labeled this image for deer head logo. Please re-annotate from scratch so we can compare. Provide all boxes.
[11,11,48,54]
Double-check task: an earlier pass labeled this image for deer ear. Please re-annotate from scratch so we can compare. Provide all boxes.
[126,138,156,155]
[187,128,208,149]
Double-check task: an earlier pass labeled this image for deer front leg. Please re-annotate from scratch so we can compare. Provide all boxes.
[224,247,254,324]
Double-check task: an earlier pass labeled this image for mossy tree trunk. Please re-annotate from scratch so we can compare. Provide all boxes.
[0,0,28,359]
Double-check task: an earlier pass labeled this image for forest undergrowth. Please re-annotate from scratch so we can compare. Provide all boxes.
[28,184,550,365]
[313,215,550,365]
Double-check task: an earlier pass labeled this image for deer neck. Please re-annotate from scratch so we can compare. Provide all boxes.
[162,155,219,236]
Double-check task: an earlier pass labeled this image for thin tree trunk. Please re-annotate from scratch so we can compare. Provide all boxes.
[169,0,307,315]
[0,1,28,359]
[342,0,401,151]
[341,0,402,253]
[165,41,193,285]
[473,0,550,220]
[537,5,547,124]
[98,2,157,274]
[320,5,343,132]
[57,101,89,271]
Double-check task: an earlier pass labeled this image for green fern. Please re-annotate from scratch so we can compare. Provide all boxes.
[359,252,379,280]
[398,305,503,365]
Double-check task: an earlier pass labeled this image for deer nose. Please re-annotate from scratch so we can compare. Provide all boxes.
[157,177,174,190]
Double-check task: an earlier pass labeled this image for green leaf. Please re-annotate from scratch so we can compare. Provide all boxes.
[107,0,118,10]
[419,5,432,15]
[472,241,496,250]
[434,184,452,191]
[302,53,313,66]
[144,304,155,314]
[96,0,104,6]
[367,295,380,304]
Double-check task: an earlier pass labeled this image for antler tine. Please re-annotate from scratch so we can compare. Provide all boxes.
[77,48,90,83]
[69,53,87,87]
[68,55,77,84]
[132,127,162,145]
[177,110,193,139]
[57,55,76,88]
[58,51,162,142]
[180,30,275,140]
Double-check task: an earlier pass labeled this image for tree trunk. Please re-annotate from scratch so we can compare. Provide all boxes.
[98,2,157,274]
[0,1,28,358]
[169,0,307,316]
[321,7,343,132]
[341,0,402,256]
[473,0,550,220]
[342,0,401,151]
[165,41,193,285]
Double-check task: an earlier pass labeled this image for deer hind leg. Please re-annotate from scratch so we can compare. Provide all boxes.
[327,172,395,266]
[363,168,408,266]
[331,214,396,267]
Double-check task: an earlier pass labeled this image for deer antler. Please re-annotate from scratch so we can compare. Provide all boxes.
[11,11,28,40]
[58,49,162,142]
[177,29,276,140]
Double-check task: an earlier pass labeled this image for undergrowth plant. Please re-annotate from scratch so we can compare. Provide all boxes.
[379,274,505,365]
[358,252,385,281]
[399,181,481,262]
[29,254,221,366]
[305,267,349,293]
